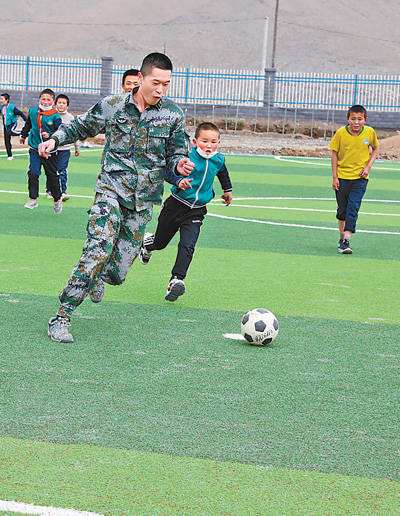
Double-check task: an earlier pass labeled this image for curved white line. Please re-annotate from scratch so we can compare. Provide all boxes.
[207,212,400,235]
[211,196,400,204]
[274,155,400,171]
[211,203,400,217]
[0,500,102,516]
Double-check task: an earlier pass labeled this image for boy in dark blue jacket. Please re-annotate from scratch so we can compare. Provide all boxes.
[20,89,63,213]
[0,92,27,159]
[139,121,232,301]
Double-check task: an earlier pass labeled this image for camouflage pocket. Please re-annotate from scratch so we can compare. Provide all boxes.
[108,116,132,153]
[147,126,169,163]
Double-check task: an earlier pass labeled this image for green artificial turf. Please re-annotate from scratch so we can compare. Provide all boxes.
[0,150,399,513]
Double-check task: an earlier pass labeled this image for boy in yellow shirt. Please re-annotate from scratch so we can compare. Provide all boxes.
[330,105,379,254]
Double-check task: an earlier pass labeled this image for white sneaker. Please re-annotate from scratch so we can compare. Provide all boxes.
[48,316,74,343]
[53,199,63,214]
[24,198,38,209]
[61,192,70,201]
[7,156,13,161]
[46,191,53,200]
[165,277,186,302]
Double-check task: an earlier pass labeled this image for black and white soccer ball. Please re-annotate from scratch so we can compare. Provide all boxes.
[241,308,279,346]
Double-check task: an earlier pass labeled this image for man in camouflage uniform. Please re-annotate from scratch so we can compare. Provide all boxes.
[38,53,194,343]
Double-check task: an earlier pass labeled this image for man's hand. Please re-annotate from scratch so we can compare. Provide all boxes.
[19,137,26,145]
[360,166,370,178]
[332,177,339,191]
[176,157,194,176]
[38,139,56,158]
[221,192,233,205]
[75,149,80,157]
[178,178,192,190]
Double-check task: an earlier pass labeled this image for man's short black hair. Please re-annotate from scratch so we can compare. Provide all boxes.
[122,68,140,85]
[56,93,70,106]
[39,88,56,100]
[140,53,173,77]
[347,104,367,119]
[195,122,220,139]
[0,93,10,102]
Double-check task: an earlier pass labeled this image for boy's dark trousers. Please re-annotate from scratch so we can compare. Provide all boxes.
[335,178,368,233]
[146,195,207,280]
[27,148,61,201]
[3,124,19,157]
[46,149,70,194]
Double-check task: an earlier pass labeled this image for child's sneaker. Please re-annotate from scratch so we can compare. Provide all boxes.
[48,316,74,343]
[89,278,105,303]
[337,238,343,249]
[24,198,38,209]
[53,199,63,214]
[138,232,154,265]
[62,192,70,201]
[7,156,13,161]
[338,239,352,254]
[165,277,185,302]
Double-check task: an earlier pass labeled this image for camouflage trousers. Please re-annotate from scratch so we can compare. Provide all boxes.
[59,192,152,315]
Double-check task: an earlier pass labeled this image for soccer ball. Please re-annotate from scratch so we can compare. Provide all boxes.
[241,308,279,346]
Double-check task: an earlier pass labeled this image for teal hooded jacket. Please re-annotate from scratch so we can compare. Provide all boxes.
[167,147,232,208]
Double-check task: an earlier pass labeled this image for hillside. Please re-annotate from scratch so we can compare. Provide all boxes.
[2,0,400,73]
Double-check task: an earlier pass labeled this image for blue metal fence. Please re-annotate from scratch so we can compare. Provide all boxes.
[111,64,265,106]
[3,54,400,111]
[275,72,400,111]
[0,55,102,94]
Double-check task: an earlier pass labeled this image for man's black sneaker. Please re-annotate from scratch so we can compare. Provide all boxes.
[338,239,352,254]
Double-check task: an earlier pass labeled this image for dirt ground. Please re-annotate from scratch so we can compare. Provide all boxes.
[2,128,399,159]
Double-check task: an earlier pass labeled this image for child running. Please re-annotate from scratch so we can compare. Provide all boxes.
[0,92,27,160]
[139,121,233,301]
[45,94,80,201]
[330,105,379,254]
[20,88,63,213]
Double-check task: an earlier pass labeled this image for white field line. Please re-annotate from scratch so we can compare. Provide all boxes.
[274,155,400,171]
[213,196,400,204]
[207,212,400,235]
[0,189,93,199]
[0,499,102,516]
[211,203,400,217]
[0,148,102,158]
[223,333,246,341]
[0,189,399,235]
[4,190,400,209]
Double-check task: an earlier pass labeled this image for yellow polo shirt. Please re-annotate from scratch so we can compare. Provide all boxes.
[330,125,379,179]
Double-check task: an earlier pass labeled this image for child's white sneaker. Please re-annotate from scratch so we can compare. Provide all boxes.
[24,198,38,209]
[165,277,185,302]
[62,192,70,201]
[7,156,13,161]
[53,199,63,214]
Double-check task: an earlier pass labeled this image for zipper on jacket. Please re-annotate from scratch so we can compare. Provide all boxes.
[191,159,209,208]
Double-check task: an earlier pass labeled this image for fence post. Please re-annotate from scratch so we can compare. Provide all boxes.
[25,56,30,92]
[263,68,276,107]
[100,56,113,97]
[184,67,190,104]
[352,74,359,105]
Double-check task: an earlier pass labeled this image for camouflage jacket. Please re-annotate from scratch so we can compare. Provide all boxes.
[51,93,188,210]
